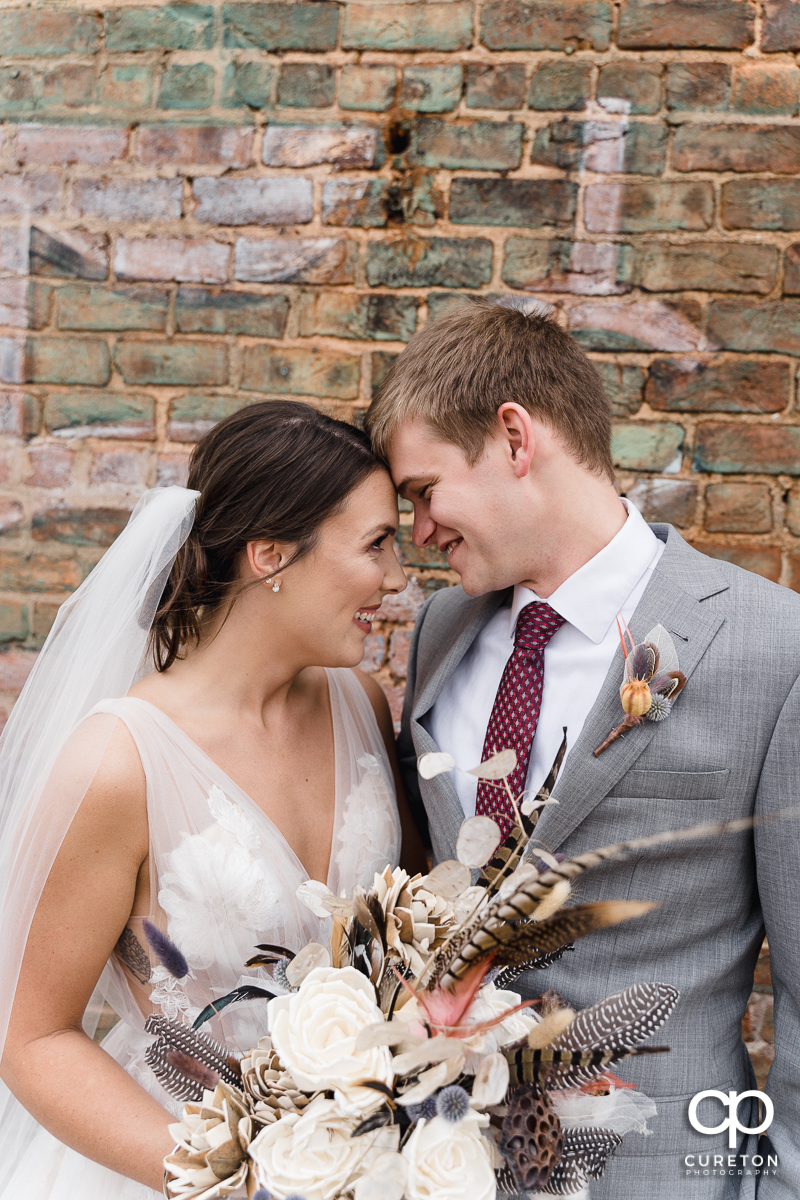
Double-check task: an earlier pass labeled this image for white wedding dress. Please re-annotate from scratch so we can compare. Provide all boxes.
[3,667,401,1200]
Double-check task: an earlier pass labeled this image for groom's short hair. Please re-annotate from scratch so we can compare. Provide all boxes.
[366,298,614,481]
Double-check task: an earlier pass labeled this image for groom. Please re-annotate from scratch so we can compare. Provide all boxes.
[366,299,800,1200]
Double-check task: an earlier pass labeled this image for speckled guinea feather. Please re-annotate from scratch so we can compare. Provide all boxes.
[144,1014,240,1101]
[553,982,679,1054]
[544,1126,623,1195]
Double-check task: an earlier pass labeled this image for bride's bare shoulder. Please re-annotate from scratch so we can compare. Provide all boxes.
[61,709,147,820]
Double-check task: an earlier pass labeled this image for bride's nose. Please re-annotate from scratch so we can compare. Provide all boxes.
[382,547,408,595]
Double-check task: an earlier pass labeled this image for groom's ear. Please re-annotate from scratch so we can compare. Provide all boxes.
[497,403,535,478]
[245,539,282,581]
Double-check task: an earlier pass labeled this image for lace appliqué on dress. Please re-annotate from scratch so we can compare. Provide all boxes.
[148,965,201,1025]
[336,756,398,889]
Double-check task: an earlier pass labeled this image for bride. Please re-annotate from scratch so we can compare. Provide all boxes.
[0,400,427,1199]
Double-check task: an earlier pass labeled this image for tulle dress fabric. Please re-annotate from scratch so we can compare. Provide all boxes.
[1,667,401,1200]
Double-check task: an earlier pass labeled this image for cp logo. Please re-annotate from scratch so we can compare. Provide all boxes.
[688,1090,774,1149]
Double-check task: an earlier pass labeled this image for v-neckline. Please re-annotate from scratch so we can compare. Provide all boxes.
[123,673,339,889]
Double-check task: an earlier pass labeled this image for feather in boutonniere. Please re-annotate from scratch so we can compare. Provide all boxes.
[594,619,687,757]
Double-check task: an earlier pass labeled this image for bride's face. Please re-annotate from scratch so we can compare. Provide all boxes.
[273,468,407,667]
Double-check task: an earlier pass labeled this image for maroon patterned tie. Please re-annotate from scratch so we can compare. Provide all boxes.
[475,602,565,839]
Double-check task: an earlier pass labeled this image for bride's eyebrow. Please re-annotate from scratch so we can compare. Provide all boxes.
[365,523,397,541]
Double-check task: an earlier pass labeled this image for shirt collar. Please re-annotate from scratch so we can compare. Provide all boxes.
[508,500,662,645]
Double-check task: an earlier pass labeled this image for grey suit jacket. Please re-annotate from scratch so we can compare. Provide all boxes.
[397,524,800,1200]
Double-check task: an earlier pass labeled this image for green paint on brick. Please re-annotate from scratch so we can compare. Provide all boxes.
[340,66,397,112]
[159,64,215,110]
[343,3,473,51]
[115,341,229,386]
[278,63,335,108]
[221,62,274,109]
[45,392,155,438]
[0,67,36,117]
[0,552,84,593]
[694,423,800,474]
[32,507,130,548]
[533,120,666,175]
[618,0,755,49]
[28,283,52,331]
[721,179,800,231]
[371,350,398,396]
[426,293,471,322]
[529,61,592,111]
[585,181,713,233]
[409,119,523,171]
[241,345,361,398]
[708,299,800,355]
[224,3,340,50]
[481,0,611,50]
[106,5,213,50]
[732,65,800,116]
[647,359,789,413]
[175,289,289,336]
[168,394,250,441]
[99,65,154,109]
[666,63,731,110]
[321,179,389,228]
[366,238,493,289]
[694,544,781,581]
[451,179,577,228]
[57,285,168,332]
[637,242,778,294]
[612,421,684,471]
[502,237,633,290]
[595,361,645,416]
[395,526,449,568]
[401,66,463,113]
[465,64,526,110]
[674,124,800,174]
[0,601,28,644]
[0,9,100,55]
[764,0,800,51]
[597,62,662,114]
[298,293,418,341]
[25,339,110,387]
[41,64,96,109]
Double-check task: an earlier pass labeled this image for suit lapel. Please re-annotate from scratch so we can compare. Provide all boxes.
[533,530,728,851]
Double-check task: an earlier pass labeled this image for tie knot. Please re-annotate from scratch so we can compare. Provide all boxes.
[514,602,565,653]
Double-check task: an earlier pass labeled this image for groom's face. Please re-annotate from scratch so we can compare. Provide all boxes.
[389,418,518,597]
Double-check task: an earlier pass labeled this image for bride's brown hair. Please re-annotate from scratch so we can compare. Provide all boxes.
[151,400,382,671]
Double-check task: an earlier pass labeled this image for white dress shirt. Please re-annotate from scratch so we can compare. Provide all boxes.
[423,500,665,818]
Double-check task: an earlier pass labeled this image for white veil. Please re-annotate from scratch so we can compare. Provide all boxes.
[0,485,199,1064]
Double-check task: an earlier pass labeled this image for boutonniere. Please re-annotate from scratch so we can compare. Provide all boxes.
[594,619,687,757]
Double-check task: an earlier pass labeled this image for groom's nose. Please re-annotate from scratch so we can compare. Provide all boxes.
[412,505,437,547]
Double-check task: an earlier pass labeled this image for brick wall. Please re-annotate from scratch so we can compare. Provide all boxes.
[1,0,789,1072]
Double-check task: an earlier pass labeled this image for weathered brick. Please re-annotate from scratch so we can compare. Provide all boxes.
[529,62,592,111]
[158,63,215,110]
[27,282,51,331]
[732,65,800,116]
[395,526,449,568]
[235,237,356,283]
[40,64,96,109]
[0,646,38,692]
[389,628,412,678]
[45,392,155,439]
[277,63,335,108]
[193,177,313,226]
[763,0,800,50]
[0,497,24,537]
[674,125,800,173]
[721,180,800,231]
[704,482,772,533]
[694,423,800,474]
[0,551,83,593]
[26,444,75,488]
[708,299,800,355]
[450,179,577,228]
[57,284,169,332]
[480,0,611,50]
[263,123,378,169]
[224,2,340,50]
[465,64,526,110]
[175,288,289,336]
[585,182,713,233]
[157,452,191,487]
[646,359,789,413]
[366,238,492,288]
[115,238,230,284]
[612,421,684,471]
[570,299,703,351]
[401,67,463,113]
[115,342,229,387]
[241,345,360,399]
[321,180,388,228]
[371,350,398,396]
[0,228,28,276]
[29,227,108,281]
[380,575,428,621]
[297,293,418,342]
[99,65,154,109]
[343,4,473,51]
[33,506,130,547]
[360,632,386,673]
[220,62,274,109]
[0,600,29,643]
[0,280,30,329]
[618,0,755,48]
[71,178,182,222]
[138,125,252,167]
[783,245,800,294]
[597,63,662,114]
[106,5,214,50]
[666,63,731,111]
[626,478,697,525]
[695,544,781,582]
[0,9,100,55]
[0,340,25,386]
[636,242,778,294]
[595,361,645,415]
[340,66,397,112]
[0,391,39,437]
[786,483,800,535]
[532,120,666,175]
[32,601,59,644]
[0,65,36,117]
[90,448,149,488]
[0,174,59,217]
[25,338,110,387]
[502,239,633,293]
[15,125,128,165]
[168,394,248,442]
[408,119,522,171]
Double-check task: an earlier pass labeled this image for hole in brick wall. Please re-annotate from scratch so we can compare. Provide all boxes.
[383,184,405,224]
[386,120,410,155]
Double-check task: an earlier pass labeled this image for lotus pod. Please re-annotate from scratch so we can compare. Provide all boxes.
[499,1084,563,1193]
